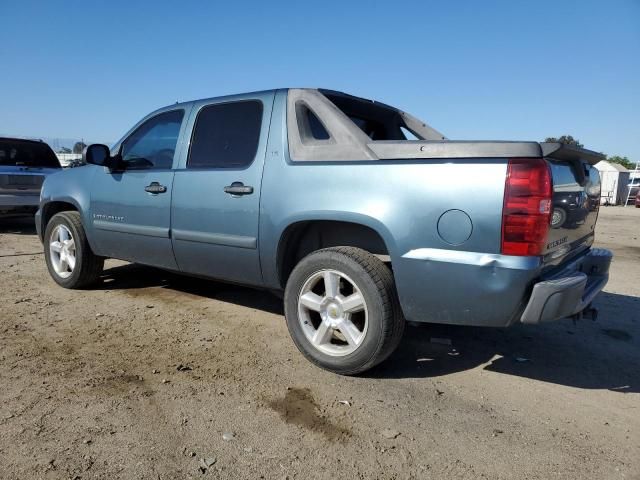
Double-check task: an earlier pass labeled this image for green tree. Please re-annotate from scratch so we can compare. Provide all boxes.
[72,141,87,154]
[544,135,583,148]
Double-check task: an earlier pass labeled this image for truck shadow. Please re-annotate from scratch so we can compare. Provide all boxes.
[0,215,37,235]
[98,263,284,315]
[97,264,639,393]
[369,291,640,393]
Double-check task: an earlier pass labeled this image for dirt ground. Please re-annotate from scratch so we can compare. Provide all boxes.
[0,207,638,480]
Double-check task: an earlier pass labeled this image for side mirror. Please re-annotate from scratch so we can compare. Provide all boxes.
[84,144,112,167]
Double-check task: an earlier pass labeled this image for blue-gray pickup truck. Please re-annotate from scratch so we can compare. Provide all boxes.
[36,88,612,374]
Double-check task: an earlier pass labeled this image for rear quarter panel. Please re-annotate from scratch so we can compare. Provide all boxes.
[260,90,537,326]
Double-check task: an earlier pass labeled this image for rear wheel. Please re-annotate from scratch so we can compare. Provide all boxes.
[284,247,404,375]
[44,211,104,288]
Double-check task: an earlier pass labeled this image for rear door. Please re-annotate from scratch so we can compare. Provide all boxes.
[90,108,189,269]
[171,92,274,286]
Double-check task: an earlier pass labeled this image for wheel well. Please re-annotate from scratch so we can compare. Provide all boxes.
[277,221,389,288]
[42,201,78,232]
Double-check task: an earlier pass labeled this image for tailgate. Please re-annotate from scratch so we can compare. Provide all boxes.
[0,139,60,196]
[541,143,604,264]
[0,168,47,196]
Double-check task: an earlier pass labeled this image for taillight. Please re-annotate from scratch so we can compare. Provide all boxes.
[501,158,552,256]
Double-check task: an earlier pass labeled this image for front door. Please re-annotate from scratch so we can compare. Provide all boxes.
[90,108,188,269]
[171,92,274,286]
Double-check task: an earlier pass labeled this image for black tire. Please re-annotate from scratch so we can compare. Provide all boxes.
[284,247,404,375]
[44,211,104,289]
[551,207,567,229]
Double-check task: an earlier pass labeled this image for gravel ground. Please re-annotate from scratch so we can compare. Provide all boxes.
[0,206,638,479]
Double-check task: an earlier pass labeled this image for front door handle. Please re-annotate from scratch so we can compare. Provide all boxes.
[145,182,167,194]
[224,182,254,196]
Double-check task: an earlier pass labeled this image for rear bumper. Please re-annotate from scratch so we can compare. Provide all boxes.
[0,194,40,209]
[396,249,541,327]
[520,248,612,324]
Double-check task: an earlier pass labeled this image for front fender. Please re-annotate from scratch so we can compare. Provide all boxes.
[38,166,97,249]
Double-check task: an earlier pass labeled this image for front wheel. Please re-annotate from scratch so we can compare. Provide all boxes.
[44,211,104,289]
[284,247,404,375]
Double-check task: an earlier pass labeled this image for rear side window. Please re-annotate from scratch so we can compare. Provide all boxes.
[307,109,330,140]
[188,100,263,169]
[295,103,331,142]
[0,139,60,168]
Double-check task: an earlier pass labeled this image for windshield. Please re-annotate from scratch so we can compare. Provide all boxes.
[0,139,61,168]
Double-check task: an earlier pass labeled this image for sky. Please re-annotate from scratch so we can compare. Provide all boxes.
[1,0,639,160]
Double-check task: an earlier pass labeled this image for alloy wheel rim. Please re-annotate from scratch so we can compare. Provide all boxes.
[297,269,368,356]
[49,225,76,279]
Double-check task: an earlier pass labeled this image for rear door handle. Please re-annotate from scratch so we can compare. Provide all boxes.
[224,182,254,196]
[145,182,167,194]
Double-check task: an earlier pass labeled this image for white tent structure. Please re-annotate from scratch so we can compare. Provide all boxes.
[595,160,630,205]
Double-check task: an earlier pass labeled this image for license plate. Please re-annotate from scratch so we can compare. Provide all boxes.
[6,175,42,186]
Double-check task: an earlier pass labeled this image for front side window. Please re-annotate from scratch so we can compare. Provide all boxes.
[188,100,263,169]
[121,109,184,170]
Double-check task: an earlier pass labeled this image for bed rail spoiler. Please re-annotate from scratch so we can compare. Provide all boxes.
[540,143,605,166]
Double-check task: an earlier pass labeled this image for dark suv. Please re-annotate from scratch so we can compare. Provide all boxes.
[0,138,61,215]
